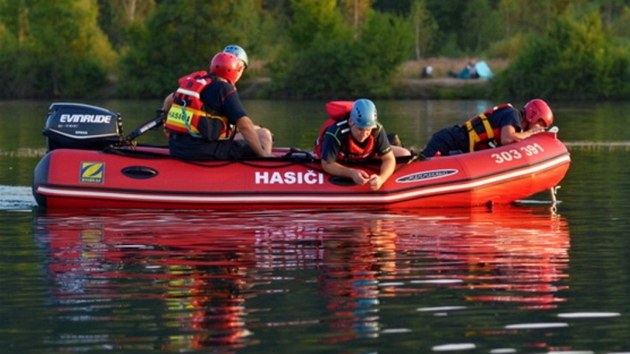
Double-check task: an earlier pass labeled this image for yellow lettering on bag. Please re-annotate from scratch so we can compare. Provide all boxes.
[166,104,193,128]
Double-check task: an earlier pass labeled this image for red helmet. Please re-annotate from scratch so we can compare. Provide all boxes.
[523,99,553,127]
[209,52,244,84]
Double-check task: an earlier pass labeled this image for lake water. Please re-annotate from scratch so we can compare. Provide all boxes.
[2,99,630,353]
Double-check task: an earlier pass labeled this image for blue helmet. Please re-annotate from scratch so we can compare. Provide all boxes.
[223,44,248,68]
[350,99,378,128]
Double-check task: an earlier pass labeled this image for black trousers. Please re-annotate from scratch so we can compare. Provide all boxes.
[421,125,468,158]
[169,134,256,161]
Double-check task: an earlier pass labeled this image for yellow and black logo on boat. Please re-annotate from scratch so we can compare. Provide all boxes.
[80,162,104,183]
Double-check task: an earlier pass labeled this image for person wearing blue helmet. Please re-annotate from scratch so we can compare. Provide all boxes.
[319,99,409,191]
[223,45,248,68]
[161,46,272,160]
[221,44,274,150]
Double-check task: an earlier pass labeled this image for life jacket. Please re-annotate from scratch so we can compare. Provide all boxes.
[313,101,354,157]
[164,71,233,140]
[463,103,513,152]
[327,119,378,161]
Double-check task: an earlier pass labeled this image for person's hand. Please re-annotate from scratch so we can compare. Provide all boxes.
[529,127,546,137]
[350,169,370,185]
[368,174,384,191]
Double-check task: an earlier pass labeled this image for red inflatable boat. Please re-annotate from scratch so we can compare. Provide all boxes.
[32,102,571,210]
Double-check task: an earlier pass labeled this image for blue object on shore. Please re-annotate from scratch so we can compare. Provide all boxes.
[475,61,493,79]
[458,60,494,79]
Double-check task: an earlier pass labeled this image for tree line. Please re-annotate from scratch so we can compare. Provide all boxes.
[1,0,630,100]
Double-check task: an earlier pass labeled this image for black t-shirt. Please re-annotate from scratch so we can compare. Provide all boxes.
[487,106,522,134]
[196,77,247,136]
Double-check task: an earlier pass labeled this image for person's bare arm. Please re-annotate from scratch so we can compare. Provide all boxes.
[500,125,546,145]
[162,93,174,112]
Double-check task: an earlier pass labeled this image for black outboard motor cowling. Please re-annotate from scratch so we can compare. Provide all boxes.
[43,102,123,151]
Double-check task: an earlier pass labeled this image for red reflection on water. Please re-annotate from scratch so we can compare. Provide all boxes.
[36,211,261,350]
[34,205,569,350]
[396,206,570,310]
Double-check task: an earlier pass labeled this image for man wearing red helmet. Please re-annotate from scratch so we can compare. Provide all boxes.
[163,50,272,160]
[420,99,553,158]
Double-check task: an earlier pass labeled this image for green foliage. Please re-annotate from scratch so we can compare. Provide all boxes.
[493,12,630,100]
[410,0,438,59]
[117,0,268,98]
[460,0,500,53]
[357,11,414,94]
[609,6,630,37]
[0,0,115,98]
[97,0,156,51]
[287,0,346,49]
[2,0,630,99]
[268,6,413,99]
[487,32,526,59]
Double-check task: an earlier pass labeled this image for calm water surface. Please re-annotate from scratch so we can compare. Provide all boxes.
[1,99,630,353]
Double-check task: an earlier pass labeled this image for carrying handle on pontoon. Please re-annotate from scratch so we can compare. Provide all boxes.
[282,147,316,162]
[125,109,166,142]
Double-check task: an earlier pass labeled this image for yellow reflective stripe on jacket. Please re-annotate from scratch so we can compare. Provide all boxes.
[464,113,494,152]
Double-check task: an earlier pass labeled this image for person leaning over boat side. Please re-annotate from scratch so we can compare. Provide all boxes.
[318,99,406,191]
[162,49,272,160]
[420,98,553,158]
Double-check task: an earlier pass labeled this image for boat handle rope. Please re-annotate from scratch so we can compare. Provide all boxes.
[550,185,561,214]
[104,144,418,177]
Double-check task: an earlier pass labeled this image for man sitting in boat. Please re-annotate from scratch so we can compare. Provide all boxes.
[220,44,272,146]
[314,99,410,191]
[420,98,553,158]
[162,46,272,160]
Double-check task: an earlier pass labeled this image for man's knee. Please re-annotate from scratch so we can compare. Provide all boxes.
[257,127,273,153]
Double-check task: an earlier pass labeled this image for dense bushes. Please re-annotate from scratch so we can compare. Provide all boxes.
[267,7,413,99]
[117,1,266,98]
[0,0,115,98]
[493,13,630,100]
[3,1,630,100]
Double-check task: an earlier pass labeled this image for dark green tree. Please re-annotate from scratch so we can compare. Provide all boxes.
[268,1,413,99]
[494,11,630,99]
[97,0,156,51]
[117,0,270,98]
[338,0,374,35]
[0,0,116,98]
[409,0,438,60]
[460,0,499,53]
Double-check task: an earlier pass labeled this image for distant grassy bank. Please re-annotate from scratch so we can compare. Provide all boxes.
[239,57,509,100]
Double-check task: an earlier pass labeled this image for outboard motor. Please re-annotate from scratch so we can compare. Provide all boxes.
[43,102,123,151]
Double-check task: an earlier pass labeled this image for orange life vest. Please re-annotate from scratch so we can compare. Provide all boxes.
[463,103,513,152]
[164,71,233,140]
[313,101,354,157]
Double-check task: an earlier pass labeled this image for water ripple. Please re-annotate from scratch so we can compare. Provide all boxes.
[557,312,621,318]
[0,185,36,210]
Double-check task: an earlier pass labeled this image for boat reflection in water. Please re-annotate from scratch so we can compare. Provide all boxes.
[399,206,569,309]
[33,205,570,351]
